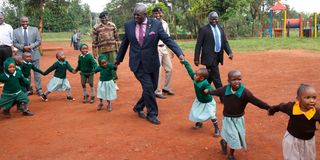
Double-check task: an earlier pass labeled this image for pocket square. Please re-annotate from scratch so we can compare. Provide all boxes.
[149,31,156,36]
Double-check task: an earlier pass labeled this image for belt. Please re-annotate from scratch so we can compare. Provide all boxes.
[158,44,165,47]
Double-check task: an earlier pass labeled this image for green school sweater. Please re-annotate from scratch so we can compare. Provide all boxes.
[44,60,74,79]
[21,61,43,77]
[75,53,97,74]
[94,63,116,81]
[182,60,213,103]
[0,71,30,94]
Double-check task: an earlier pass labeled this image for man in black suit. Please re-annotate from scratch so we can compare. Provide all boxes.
[194,11,233,102]
[116,3,185,125]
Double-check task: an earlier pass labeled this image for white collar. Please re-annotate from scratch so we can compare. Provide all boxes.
[4,71,16,78]
[23,60,32,64]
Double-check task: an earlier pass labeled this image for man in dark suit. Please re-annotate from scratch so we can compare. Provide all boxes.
[116,3,185,125]
[194,11,233,102]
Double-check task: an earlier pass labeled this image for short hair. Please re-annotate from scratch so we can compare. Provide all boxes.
[297,83,313,97]
[133,3,147,14]
[56,51,64,59]
[99,11,108,18]
[20,16,28,21]
[22,52,32,58]
[197,68,209,79]
[208,11,219,19]
[228,70,241,79]
[12,54,22,62]
[152,6,162,13]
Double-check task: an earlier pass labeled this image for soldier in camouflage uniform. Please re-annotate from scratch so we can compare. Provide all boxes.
[92,11,120,90]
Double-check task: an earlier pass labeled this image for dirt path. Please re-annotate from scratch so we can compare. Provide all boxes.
[0,44,319,160]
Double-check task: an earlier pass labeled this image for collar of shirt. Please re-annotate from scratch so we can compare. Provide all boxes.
[23,60,32,65]
[80,53,88,57]
[135,18,148,42]
[21,26,29,35]
[57,60,66,65]
[4,70,16,78]
[225,83,245,98]
[292,102,316,120]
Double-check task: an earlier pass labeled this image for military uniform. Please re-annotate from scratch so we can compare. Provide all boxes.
[92,21,119,80]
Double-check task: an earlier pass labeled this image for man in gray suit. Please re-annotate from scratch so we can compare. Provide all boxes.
[13,16,43,95]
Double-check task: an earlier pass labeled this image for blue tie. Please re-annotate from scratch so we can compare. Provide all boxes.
[213,27,220,52]
[24,28,29,46]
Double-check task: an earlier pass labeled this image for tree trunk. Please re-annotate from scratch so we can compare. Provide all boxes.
[38,0,45,56]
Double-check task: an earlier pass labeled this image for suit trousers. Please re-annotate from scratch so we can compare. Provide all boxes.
[206,64,223,89]
[155,46,172,95]
[0,45,13,73]
[133,63,159,118]
[31,59,43,94]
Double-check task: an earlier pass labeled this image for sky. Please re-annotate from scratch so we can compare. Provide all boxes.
[81,0,320,13]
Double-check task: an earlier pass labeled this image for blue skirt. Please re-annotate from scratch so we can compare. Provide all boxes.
[221,116,247,149]
[189,98,217,122]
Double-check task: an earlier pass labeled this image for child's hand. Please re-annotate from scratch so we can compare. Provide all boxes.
[204,89,209,94]
[268,107,276,116]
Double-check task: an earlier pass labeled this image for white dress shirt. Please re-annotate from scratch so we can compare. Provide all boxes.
[0,22,13,46]
[210,25,221,52]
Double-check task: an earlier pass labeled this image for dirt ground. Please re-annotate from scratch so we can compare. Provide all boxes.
[0,43,320,160]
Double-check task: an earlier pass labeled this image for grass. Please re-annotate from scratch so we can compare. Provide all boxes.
[42,32,320,52]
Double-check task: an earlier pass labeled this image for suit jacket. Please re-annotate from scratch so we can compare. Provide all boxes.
[116,18,183,73]
[194,24,232,66]
[13,26,41,61]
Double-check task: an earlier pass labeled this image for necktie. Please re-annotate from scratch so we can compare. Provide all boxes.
[138,24,144,46]
[24,28,28,46]
[213,27,220,52]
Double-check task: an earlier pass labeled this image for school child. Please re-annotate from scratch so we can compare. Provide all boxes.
[94,56,117,112]
[75,43,97,103]
[21,52,44,95]
[268,84,320,160]
[0,58,33,117]
[41,51,76,101]
[205,70,269,160]
[181,60,219,136]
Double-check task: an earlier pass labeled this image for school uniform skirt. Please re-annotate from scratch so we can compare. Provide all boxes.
[0,91,29,109]
[97,80,116,100]
[221,116,247,150]
[282,131,316,160]
[189,98,216,122]
[47,77,71,92]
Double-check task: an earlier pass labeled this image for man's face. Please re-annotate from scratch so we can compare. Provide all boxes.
[20,17,29,29]
[153,11,162,20]
[209,16,218,26]
[0,16,4,25]
[100,16,109,25]
[134,11,146,24]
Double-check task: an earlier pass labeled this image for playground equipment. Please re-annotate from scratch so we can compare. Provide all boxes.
[269,0,318,38]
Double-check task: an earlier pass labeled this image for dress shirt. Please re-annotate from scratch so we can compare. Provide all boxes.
[158,19,170,45]
[210,25,221,52]
[135,18,147,43]
[0,23,13,46]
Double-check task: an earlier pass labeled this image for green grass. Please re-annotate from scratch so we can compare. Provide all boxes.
[42,32,320,52]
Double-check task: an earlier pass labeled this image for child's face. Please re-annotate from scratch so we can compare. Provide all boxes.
[297,87,317,110]
[194,72,204,82]
[58,53,66,61]
[80,46,88,54]
[228,73,242,91]
[100,60,107,68]
[15,58,23,66]
[24,55,32,62]
[7,64,15,74]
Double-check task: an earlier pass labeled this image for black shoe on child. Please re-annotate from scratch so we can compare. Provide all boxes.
[22,110,34,116]
[41,94,48,102]
[214,128,220,137]
[97,104,103,111]
[107,103,112,112]
[90,96,95,104]
[67,96,75,101]
[83,95,89,103]
[228,155,236,160]
[193,122,203,129]
[3,109,11,118]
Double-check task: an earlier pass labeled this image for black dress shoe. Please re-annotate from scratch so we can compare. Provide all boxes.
[22,110,34,116]
[133,108,146,119]
[162,89,175,95]
[155,94,166,99]
[146,116,161,125]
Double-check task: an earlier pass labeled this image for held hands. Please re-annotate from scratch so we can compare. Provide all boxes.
[114,60,120,66]
[178,55,185,62]
[194,61,199,67]
[204,89,210,94]
[268,107,276,116]
[228,53,234,60]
